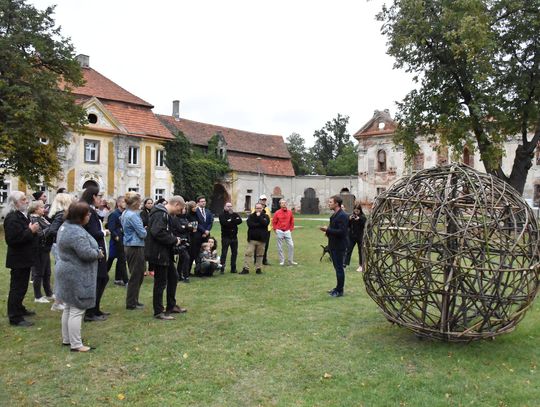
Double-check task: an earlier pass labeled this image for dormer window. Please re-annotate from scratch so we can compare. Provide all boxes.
[377,149,387,172]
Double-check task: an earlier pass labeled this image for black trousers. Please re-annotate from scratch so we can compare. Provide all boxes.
[8,267,32,324]
[107,239,128,283]
[153,263,178,316]
[254,231,271,264]
[32,250,52,299]
[176,246,191,280]
[190,232,204,272]
[221,236,238,272]
[86,274,109,317]
[344,239,363,266]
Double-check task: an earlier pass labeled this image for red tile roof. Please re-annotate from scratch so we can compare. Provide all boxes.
[72,68,153,107]
[100,101,172,139]
[157,115,291,159]
[227,152,295,177]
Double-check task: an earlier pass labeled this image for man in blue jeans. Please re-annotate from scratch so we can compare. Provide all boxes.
[320,195,349,297]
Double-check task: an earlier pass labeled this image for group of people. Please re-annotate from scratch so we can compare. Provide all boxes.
[4,187,366,352]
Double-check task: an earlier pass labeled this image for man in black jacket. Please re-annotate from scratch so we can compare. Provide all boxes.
[320,195,349,297]
[241,203,270,275]
[145,196,187,320]
[4,191,40,326]
[219,202,243,273]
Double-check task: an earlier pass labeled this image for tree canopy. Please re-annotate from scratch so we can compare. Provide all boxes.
[0,0,87,188]
[309,114,357,176]
[164,131,229,202]
[380,0,540,193]
[286,132,310,175]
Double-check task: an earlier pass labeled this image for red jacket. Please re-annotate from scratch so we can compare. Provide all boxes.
[272,208,294,231]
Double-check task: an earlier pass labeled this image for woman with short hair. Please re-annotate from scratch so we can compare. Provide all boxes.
[55,201,104,352]
[28,200,53,304]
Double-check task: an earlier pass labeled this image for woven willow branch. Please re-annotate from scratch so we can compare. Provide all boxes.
[364,164,540,342]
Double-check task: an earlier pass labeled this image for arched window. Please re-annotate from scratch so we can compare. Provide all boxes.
[377,150,387,172]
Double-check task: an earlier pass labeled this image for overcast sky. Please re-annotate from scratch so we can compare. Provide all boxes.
[29,0,414,146]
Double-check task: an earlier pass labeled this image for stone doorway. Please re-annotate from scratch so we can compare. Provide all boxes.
[301,188,319,214]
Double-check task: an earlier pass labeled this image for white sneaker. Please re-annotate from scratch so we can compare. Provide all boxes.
[289,261,298,266]
[356,266,363,272]
[279,261,285,266]
[34,297,50,303]
[47,294,56,300]
[51,302,65,311]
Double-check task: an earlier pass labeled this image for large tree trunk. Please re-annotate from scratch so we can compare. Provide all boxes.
[508,122,540,194]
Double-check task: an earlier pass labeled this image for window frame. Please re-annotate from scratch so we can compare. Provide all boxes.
[84,139,100,163]
[154,188,166,201]
[0,181,10,204]
[128,146,140,166]
[155,149,165,167]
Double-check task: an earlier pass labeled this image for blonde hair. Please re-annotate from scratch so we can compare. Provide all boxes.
[125,191,141,208]
[49,193,74,217]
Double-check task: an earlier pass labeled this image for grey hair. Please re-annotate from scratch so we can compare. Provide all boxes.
[2,191,26,217]
[28,200,44,215]
[168,195,185,206]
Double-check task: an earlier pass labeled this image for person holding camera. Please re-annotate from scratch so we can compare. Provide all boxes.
[145,196,187,320]
[219,202,243,273]
[121,192,147,310]
[344,202,367,272]
[171,206,194,283]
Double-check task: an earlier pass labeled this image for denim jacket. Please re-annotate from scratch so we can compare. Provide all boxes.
[121,209,147,247]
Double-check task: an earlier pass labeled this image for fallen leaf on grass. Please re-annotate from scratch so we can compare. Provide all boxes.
[323,373,332,379]
[183,353,188,359]
[445,393,451,399]
[117,393,125,400]
[27,380,35,385]
[66,364,71,368]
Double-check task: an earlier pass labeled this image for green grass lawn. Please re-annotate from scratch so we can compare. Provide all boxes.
[0,218,538,406]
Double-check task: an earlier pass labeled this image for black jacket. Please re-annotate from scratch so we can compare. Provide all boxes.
[140,208,150,228]
[246,211,270,242]
[219,211,243,239]
[84,207,108,278]
[326,208,349,252]
[30,214,52,252]
[171,214,190,241]
[348,213,367,243]
[4,210,38,269]
[47,210,65,244]
[145,205,178,266]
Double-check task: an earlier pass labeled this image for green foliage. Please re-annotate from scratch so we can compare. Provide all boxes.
[310,114,357,175]
[286,132,310,175]
[326,143,358,176]
[0,0,87,187]
[164,131,229,202]
[380,0,540,193]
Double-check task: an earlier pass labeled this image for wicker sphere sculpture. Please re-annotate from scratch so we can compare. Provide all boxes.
[363,164,540,342]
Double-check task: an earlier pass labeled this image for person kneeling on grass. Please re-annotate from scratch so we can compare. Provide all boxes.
[55,202,104,352]
[196,238,221,277]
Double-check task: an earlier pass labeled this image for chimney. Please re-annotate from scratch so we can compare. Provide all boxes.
[172,100,180,120]
[76,54,90,68]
